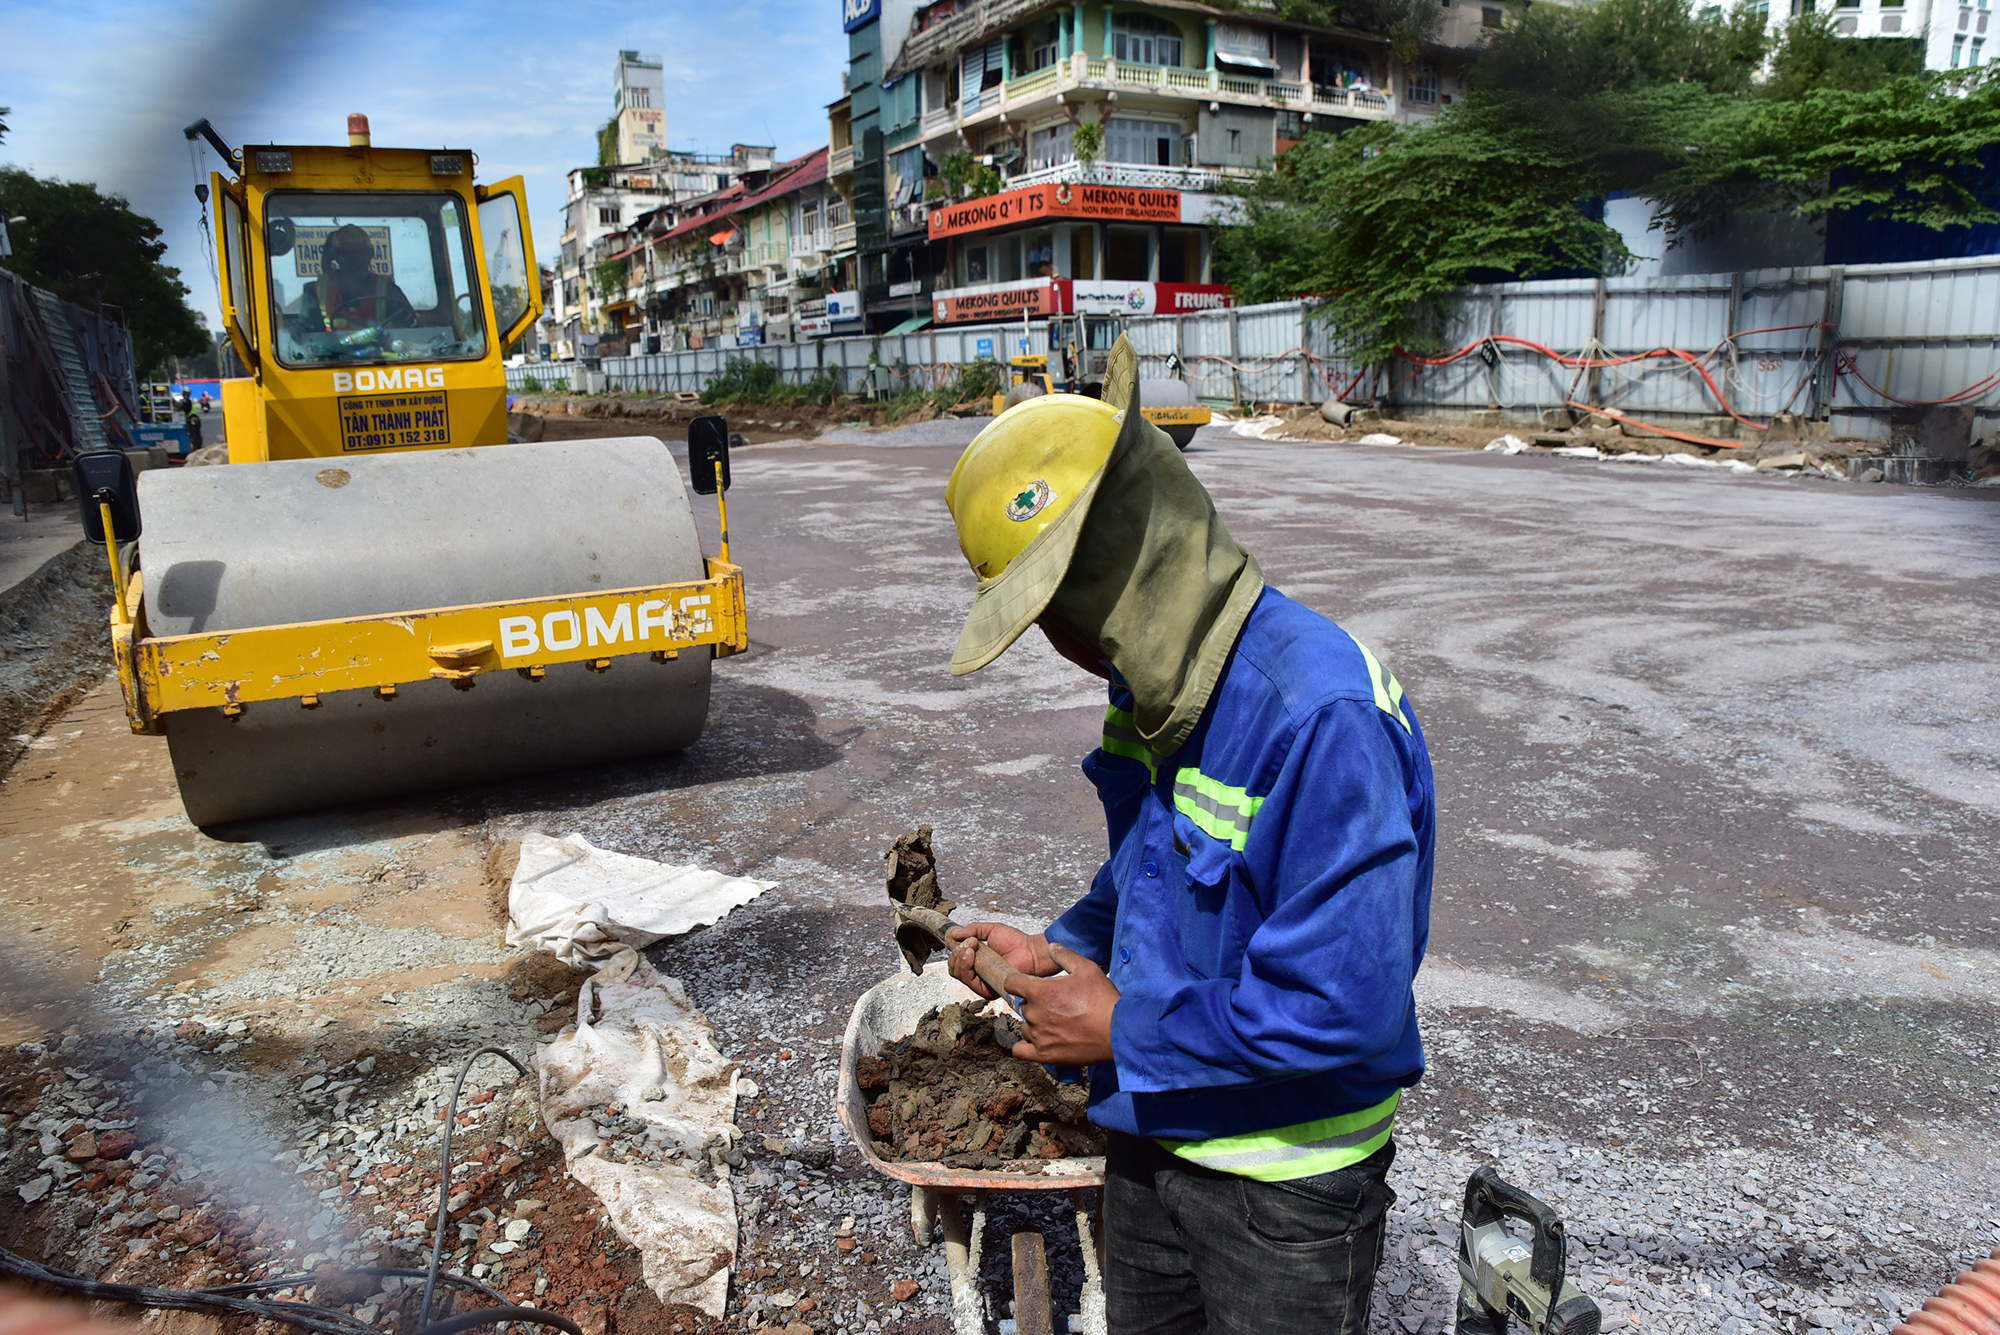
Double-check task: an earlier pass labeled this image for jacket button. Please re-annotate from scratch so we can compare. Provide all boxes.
[1120,947,1132,963]
[1142,861,1159,878]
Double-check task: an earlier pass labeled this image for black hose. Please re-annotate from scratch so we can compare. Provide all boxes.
[414,1307,584,1335]
[0,1045,580,1335]
[418,1047,530,1329]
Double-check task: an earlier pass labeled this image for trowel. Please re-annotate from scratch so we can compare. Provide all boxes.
[886,826,1022,1007]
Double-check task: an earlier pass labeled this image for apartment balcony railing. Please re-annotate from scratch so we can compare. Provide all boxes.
[831,220,858,252]
[830,145,856,176]
[927,51,1394,141]
[747,241,786,269]
[890,200,930,235]
[1009,160,1227,193]
[790,229,834,257]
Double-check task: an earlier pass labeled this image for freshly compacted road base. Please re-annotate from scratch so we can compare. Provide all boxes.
[1,422,1996,1335]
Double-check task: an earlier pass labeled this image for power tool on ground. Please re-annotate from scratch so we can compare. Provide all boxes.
[1455,1166,1602,1335]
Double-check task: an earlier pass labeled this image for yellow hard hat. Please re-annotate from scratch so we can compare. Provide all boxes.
[944,393,1122,675]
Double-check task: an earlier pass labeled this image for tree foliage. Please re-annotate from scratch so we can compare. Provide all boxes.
[597,116,620,167]
[0,168,208,373]
[1214,0,2000,361]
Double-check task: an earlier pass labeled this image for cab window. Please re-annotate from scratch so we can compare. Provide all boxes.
[264,191,487,368]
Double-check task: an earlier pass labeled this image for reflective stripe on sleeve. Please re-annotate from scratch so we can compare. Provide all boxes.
[1349,636,1411,733]
[1157,1091,1400,1182]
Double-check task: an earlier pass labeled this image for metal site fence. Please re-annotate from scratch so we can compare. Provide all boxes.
[509,254,2000,443]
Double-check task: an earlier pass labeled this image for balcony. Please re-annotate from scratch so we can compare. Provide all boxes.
[831,220,858,253]
[1009,160,1227,193]
[890,201,930,235]
[923,50,1394,143]
[790,229,833,257]
[830,145,856,177]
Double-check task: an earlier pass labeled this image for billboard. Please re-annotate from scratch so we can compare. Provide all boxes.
[928,182,1185,239]
[930,279,1233,323]
[843,0,881,30]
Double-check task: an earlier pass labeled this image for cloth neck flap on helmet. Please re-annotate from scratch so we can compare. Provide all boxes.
[1042,349,1263,758]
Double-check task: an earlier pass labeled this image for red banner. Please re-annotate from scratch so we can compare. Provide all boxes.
[928,182,1187,239]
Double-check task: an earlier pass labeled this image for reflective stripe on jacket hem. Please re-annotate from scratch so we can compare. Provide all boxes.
[1155,1090,1400,1182]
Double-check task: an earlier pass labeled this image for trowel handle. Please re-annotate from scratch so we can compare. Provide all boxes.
[966,939,1022,1000]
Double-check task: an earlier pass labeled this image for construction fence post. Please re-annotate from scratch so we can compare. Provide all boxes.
[1815,269,1844,423]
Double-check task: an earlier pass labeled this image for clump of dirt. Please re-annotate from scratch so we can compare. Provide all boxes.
[885,824,953,914]
[859,1001,1103,1169]
[0,540,113,780]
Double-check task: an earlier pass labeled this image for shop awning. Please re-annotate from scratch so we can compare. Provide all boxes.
[886,313,932,335]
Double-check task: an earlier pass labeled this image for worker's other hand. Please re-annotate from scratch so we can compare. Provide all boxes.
[1008,944,1119,1067]
[947,923,1056,998]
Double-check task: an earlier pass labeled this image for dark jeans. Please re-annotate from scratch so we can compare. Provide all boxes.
[1103,1131,1397,1335]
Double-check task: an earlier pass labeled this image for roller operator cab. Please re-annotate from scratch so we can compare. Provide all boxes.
[76,117,747,829]
[207,116,535,459]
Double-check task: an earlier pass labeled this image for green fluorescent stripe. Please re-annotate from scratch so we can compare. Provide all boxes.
[1103,720,1146,748]
[1170,767,1264,851]
[1162,1092,1400,1180]
[1350,637,1411,733]
[1105,704,1137,728]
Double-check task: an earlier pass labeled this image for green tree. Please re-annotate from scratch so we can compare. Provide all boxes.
[1215,0,2000,360]
[597,116,620,167]
[0,169,208,373]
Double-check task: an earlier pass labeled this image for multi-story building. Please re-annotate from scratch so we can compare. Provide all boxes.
[1731,0,1992,67]
[548,146,776,356]
[614,51,668,162]
[616,149,838,349]
[836,0,1507,331]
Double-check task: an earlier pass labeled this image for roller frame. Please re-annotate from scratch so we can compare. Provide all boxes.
[109,558,746,735]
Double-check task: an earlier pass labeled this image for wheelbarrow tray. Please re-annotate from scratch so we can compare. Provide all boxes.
[836,962,1104,1191]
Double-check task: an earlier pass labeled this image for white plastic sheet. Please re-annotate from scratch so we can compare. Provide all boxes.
[508,833,775,1316]
[507,832,774,980]
[538,961,749,1316]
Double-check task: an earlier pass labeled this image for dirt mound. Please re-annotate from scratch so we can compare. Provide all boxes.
[858,1001,1103,1169]
[0,540,113,780]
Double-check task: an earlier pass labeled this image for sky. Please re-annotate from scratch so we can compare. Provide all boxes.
[0,0,848,329]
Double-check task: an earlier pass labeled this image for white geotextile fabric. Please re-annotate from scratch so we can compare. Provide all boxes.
[507,833,773,1317]
[506,832,774,979]
[538,960,751,1316]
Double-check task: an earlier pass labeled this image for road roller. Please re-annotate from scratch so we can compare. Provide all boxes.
[72,115,746,826]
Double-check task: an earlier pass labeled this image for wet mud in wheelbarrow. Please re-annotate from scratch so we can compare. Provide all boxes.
[838,964,1109,1335]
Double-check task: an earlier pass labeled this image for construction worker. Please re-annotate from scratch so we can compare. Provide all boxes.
[944,341,1434,1335]
[294,224,414,334]
[184,400,203,451]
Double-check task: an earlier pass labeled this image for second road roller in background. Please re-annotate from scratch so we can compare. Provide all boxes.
[73,114,745,826]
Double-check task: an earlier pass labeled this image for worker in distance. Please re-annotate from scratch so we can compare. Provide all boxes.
[944,340,1434,1334]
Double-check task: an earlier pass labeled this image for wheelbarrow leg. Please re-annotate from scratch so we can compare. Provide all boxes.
[937,1188,990,1335]
[1072,1187,1108,1335]
[912,1185,940,1247]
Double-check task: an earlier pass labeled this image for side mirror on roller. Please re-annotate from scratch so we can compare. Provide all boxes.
[74,451,142,543]
[689,415,730,495]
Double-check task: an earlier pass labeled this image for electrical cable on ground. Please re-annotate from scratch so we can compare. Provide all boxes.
[0,1046,581,1335]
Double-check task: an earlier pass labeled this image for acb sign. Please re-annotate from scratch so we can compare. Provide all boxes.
[843,0,880,31]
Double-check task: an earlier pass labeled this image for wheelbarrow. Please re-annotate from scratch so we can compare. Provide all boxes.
[836,962,1108,1335]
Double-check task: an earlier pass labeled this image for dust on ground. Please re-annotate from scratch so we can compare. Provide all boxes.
[511,393,992,447]
[0,540,113,782]
[858,1002,1101,1168]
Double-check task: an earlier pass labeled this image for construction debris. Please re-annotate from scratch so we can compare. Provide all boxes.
[857,1001,1103,1169]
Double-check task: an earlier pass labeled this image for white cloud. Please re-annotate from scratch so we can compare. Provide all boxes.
[0,0,847,330]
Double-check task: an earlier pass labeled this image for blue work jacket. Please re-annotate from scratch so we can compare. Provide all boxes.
[1045,587,1435,1144]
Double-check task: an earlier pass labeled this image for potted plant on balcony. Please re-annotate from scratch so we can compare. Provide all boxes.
[1073,120,1104,182]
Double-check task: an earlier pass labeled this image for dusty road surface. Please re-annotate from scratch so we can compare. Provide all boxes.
[2,423,1997,1335]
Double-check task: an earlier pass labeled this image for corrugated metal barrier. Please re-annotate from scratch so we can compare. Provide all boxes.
[508,255,2000,442]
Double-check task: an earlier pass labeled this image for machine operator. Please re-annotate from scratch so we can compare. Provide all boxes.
[294,223,415,334]
[943,343,1435,1335]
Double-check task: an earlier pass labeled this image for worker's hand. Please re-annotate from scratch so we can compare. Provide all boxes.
[1007,944,1119,1067]
[947,923,1057,998]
